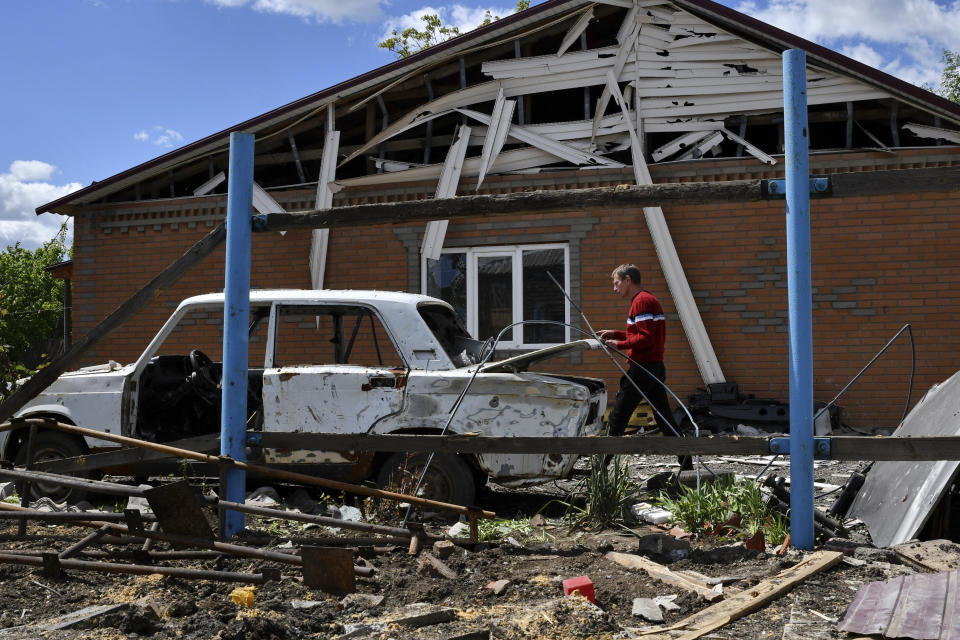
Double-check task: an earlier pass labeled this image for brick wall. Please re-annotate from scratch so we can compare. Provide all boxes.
[69,147,960,428]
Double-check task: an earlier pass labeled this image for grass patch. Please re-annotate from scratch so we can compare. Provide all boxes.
[655,475,788,545]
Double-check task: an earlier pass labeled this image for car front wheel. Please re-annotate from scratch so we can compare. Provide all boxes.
[376,452,476,507]
[14,431,91,504]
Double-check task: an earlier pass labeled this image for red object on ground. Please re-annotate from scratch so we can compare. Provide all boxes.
[562,576,595,603]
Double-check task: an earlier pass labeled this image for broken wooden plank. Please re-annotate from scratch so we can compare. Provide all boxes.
[606,552,724,602]
[477,91,515,188]
[639,550,843,639]
[891,539,960,573]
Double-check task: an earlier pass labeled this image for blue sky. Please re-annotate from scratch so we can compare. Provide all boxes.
[2,0,957,249]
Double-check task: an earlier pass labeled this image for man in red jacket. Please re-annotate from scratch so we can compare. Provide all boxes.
[598,264,692,470]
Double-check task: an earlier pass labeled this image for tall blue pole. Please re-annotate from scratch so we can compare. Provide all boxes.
[221,132,255,539]
[783,50,814,550]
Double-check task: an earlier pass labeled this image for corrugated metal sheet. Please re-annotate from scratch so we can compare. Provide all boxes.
[839,570,960,639]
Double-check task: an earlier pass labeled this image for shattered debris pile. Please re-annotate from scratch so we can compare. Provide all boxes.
[0,454,954,640]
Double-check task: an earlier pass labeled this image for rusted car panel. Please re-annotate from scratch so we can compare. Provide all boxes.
[11,289,607,495]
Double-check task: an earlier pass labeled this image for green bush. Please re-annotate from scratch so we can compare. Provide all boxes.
[655,476,788,545]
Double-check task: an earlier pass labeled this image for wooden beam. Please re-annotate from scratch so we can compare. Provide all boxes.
[642,551,843,639]
[606,552,723,602]
[0,224,228,424]
[260,165,959,232]
[263,180,764,230]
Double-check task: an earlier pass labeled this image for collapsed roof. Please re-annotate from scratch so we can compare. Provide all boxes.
[38,0,960,215]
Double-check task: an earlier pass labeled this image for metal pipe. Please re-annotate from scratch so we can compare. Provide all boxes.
[59,525,111,559]
[0,551,270,583]
[215,500,415,538]
[222,131,256,539]
[0,510,156,522]
[0,467,143,496]
[783,49,815,550]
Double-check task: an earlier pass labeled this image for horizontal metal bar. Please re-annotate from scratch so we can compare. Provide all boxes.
[0,510,156,522]
[0,551,269,584]
[258,432,960,461]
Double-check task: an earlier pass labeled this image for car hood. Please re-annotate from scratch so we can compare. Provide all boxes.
[479,339,603,373]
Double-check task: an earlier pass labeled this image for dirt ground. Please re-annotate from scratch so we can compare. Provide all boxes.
[0,453,912,640]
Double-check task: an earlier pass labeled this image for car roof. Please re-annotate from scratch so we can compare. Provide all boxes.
[177,289,447,310]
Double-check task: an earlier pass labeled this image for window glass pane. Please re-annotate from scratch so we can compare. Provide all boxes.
[477,255,513,341]
[426,253,467,321]
[522,248,565,344]
[273,305,402,368]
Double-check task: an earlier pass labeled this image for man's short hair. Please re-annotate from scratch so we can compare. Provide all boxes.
[612,264,643,285]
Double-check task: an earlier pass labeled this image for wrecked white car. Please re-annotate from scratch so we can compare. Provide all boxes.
[6,290,606,504]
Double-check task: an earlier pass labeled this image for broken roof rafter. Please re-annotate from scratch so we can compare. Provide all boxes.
[39,0,960,215]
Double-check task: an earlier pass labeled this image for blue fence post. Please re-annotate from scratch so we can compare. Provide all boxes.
[783,49,814,550]
[221,131,255,539]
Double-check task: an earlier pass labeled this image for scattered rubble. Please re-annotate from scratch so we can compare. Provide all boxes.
[0,454,954,639]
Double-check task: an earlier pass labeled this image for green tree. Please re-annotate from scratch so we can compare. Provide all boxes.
[936,49,960,103]
[0,224,68,365]
[379,1,532,58]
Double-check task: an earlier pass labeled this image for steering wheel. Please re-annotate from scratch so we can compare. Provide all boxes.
[188,349,220,393]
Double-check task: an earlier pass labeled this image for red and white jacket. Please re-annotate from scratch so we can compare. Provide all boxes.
[607,290,666,364]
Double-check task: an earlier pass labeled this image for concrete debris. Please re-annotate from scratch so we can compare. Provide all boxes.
[339,593,385,611]
[654,594,680,611]
[392,603,458,627]
[486,579,511,595]
[338,621,386,638]
[290,600,325,609]
[244,486,281,507]
[336,505,364,522]
[432,539,456,559]
[631,597,663,622]
[447,521,470,538]
[417,552,457,579]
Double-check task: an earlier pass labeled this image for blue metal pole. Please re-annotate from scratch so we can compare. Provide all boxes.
[221,131,255,539]
[783,50,814,550]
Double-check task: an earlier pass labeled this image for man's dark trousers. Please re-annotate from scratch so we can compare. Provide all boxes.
[607,361,692,470]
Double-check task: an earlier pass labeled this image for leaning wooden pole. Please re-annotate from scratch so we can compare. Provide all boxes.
[0,223,228,424]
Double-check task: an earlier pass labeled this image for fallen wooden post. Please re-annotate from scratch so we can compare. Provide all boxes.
[606,552,723,602]
[635,550,844,639]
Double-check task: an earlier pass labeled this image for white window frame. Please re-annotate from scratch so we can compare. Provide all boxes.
[421,243,570,349]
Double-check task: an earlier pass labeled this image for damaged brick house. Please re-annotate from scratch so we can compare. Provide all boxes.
[37,0,960,428]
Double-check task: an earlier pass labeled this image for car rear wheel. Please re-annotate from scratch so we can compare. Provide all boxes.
[376,452,476,507]
[14,431,90,504]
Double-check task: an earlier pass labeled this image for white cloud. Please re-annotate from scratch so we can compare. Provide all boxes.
[0,162,80,250]
[9,161,57,183]
[732,0,960,88]
[134,126,184,148]
[205,0,383,23]
[381,4,516,46]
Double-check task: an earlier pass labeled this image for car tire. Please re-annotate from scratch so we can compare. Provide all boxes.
[14,431,90,504]
[376,452,476,507]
